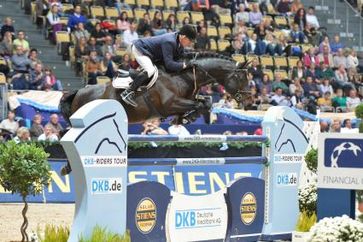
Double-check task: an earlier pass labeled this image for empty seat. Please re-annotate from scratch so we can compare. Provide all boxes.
[274,56,288,69]
[207,26,218,37]
[217,40,230,51]
[165,0,178,9]
[90,6,105,18]
[288,56,300,68]
[134,8,147,20]
[190,11,204,24]
[105,7,119,19]
[219,13,232,25]
[218,26,231,39]
[176,11,190,23]
[232,54,245,63]
[210,39,217,51]
[260,55,274,67]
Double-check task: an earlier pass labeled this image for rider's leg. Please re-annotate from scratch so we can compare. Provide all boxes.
[121,45,155,107]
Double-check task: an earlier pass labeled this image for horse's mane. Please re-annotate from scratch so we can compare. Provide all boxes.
[182,51,235,62]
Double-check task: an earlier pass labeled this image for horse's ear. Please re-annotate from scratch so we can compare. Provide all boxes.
[237,61,251,70]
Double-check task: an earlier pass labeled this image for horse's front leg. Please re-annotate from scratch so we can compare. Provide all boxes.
[170,98,211,124]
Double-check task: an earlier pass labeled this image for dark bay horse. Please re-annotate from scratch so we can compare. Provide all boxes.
[60,52,251,125]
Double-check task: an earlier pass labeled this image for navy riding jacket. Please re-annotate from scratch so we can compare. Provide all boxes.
[133,32,185,72]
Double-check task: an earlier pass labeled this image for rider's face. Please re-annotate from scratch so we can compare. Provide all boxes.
[179,35,193,48]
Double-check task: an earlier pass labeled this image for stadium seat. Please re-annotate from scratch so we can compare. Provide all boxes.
[246,27,254,38]
[56,31,70,43]
[301,44,313,54]
[232,54,245,63]
[274,16,288,27]
[59,17,69,25]
[274,69,288,79]
[218,26,231,39]
[121,8,134,18]
[62,4,74,13]
[125,0,136,6]
[246,54,259,64]
[267,3,276,14]
[105,7,119,19]
[274,56,288,69]
[137,0,150,7]
[273,30,284,39]
[165,0,178,9]
[148,9,158,19]
[151,0,164,9]
[177,11,190,23]
[0,72,6,84]
[162,10,175,21]
[190,11,204,24]
[90,6,105,18]
[219,13,232,26]
[116,48,128,56]
[207,26,218,38]
[263,69,274,80]
[288,56,300,69]
[89,18,101,26]
[210,39,217,51]
[263,15,273,23]
[134,8,147,20]
[260,55,274,68]
[217,40,230,52]
[97,76,111,84]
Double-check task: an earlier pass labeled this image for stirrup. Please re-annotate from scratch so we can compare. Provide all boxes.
[121,90,138,107]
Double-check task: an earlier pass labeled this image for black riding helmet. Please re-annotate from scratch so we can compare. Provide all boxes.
[179,24,197,41]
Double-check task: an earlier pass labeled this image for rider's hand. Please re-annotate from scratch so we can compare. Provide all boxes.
[185,60,198,69]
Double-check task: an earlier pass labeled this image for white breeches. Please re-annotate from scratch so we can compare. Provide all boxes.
[131,45,155,78]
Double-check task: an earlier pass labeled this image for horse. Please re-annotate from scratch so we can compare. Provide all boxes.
[60,52,251,125]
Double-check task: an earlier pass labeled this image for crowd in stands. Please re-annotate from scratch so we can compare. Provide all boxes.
[346,0,363,16]
[0,17,63,90]
[1,0,363,140]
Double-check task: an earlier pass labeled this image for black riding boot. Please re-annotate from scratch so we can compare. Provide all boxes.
[121,70,148,107]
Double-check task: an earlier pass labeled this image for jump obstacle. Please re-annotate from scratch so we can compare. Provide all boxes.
[60,100,309,242]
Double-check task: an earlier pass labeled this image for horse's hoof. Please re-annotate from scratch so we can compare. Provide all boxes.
[60,164,72,176]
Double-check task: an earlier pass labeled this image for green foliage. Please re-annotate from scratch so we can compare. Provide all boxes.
[355,104,363,118]
[305,148,317,173]
[295,211,317,232]
[357,190,363,203]
[359,122,363,133]
[38,224,70,242]
[0,141,51,197]
[79,226,130,242]
[128,141,266,149]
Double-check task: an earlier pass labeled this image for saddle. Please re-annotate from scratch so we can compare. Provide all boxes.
[112,66,159,91]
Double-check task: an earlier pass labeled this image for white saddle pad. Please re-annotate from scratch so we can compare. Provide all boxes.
[112,66,159,91]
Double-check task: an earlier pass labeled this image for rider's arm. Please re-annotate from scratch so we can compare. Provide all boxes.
[161,42,184,72]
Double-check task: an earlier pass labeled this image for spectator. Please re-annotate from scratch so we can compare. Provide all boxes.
[291,89,305,109]
[119,53,131,71]
[74,22,90,42]
[152,11,167,35]
[317,91,333,110]
[182,16,191,25]
[141,118,168,135]
[242,33,259,54]
[248,58,263,83]
[341,119,359,133]
[166,14,178,32]
[42,67,63,90]
[195,27,211,50]
[86,50,102,85]
[254,23,267,40]
[28,48,41,70]
[29,113,44,140]
[67,5,88,31]
[334,64,349,85]
[13,31,30,54]
[168,123,190,136]
[11,46,31,73]
[319,36,331,54]
[137,13,152,36]
[329,119,341,133]
[333,48,347,68]
[346,89,361,110]
[272,72,289,93]
[1,17,15,39]
[303,47,319,68]
[86,37,102,56]
[13,127,31,144]
[265,34,283,56]
[123,22,139,47]
[306,6,320,29]
[116,11,130,34]
[320,121,329,132]
[332,88,347,108]
[330,35,344,54]
[318,45,334,68]
[257,73,272,94]
[319,78,334,95]
[291,60,307,80]
[38,124,59,142]
[249,3,263,26]
[317,62,335,80]
[46,113,63,137]
[305,62,318,80]
[217,93,238,108]
[0,31,13,57]
[346,49,359,75]
[291,0,304,14]
[304,24,319,46]
[290,24,306,44]
[277,0,291,14]
[235,4,250,24]
[100,52,117,79]
[75,37,88,76]
[258,87,271,105]
[0,111,19,134]
[35,0,49,29]
[294,8,307,30]
[102,35,116,57]
[303,76,321,99]
[289,78,304,96]
[90,23,106,45]
[47,4,62,43]
[29,63,45,90]
[270,87,290,106]
[115,0,131,13]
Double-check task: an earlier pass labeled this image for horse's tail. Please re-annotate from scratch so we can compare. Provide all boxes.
[59,91,78,124]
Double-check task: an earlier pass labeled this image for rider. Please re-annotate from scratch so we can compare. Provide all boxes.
[119,24,197,107]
